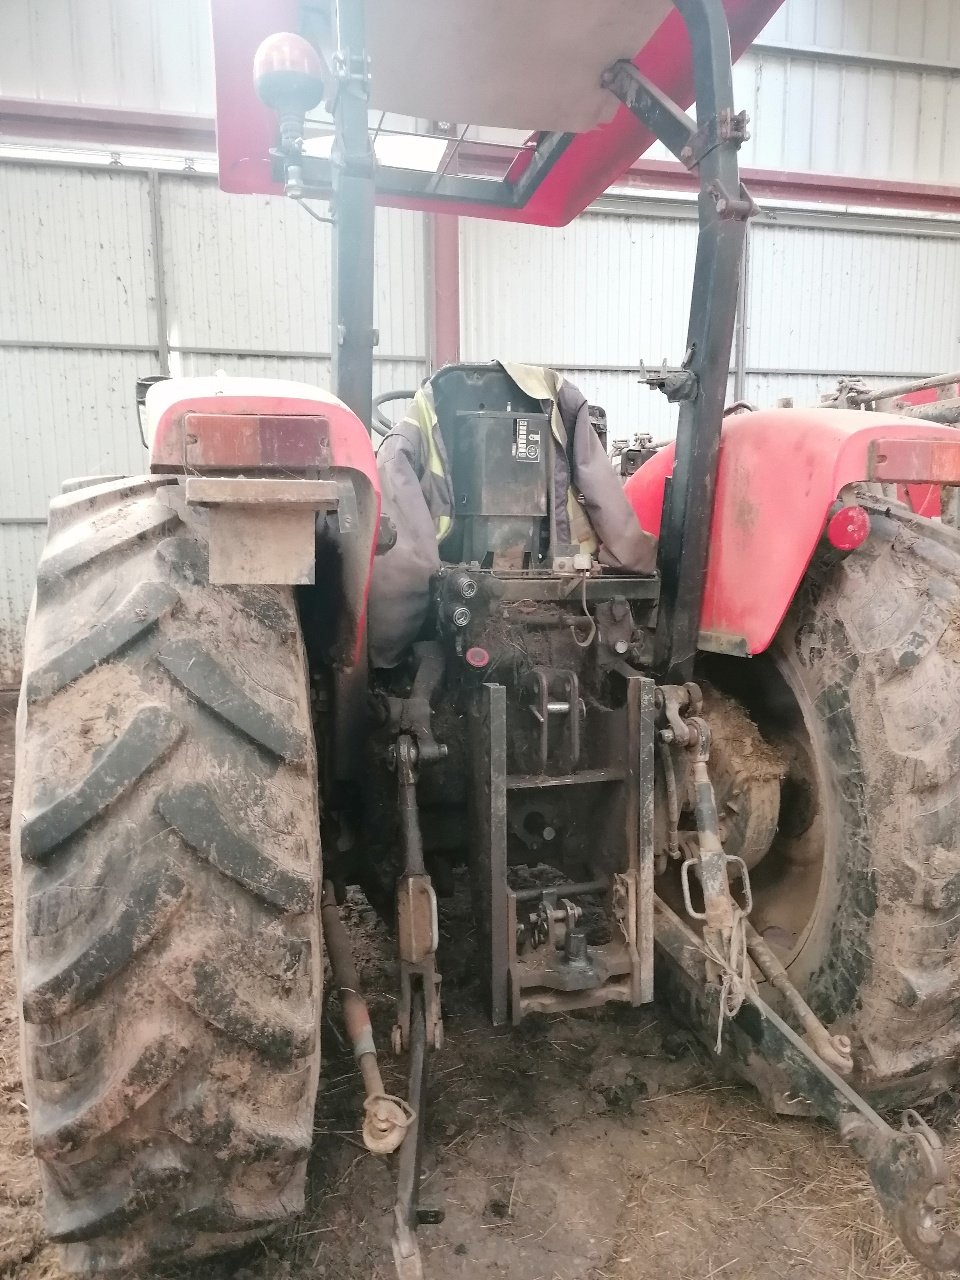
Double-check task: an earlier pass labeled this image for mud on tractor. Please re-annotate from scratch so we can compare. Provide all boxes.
[12,0,960,1274]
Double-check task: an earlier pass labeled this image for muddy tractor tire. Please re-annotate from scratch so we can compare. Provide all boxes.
[11,477,322,1271]
[739,505,960,1105]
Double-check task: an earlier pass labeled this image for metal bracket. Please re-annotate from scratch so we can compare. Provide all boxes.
[681,107,750,169]
[708,178,757,220]
[523,668,581,773]
[184,476,339,585]
[639,358,699,404]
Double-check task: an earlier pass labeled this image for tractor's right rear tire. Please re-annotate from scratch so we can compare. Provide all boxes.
[727,505,960,1106]
[11,477,322,1272]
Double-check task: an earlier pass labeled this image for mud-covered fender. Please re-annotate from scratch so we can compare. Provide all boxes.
[147,376,380,665]
[624,408,960,655]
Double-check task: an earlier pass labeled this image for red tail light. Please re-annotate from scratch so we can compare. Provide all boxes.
[153,412,332,470]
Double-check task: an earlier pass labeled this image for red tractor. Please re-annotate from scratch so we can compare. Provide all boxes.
[11,0,960,1274]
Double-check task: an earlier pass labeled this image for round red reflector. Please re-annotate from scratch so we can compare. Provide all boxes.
[826,505,870,551]
[465,646,490,669]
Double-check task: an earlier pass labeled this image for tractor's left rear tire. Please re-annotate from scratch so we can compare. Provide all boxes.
[11,476,322,1271]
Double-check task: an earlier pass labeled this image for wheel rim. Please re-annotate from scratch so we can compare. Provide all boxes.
[701,649,830,972]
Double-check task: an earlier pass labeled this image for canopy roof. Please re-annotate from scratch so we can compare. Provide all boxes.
[212,0,784,225]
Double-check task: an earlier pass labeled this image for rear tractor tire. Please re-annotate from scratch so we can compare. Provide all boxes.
[11,476,322,1271]
[718,504,960,1105]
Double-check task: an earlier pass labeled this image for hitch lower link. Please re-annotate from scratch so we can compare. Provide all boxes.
[656,684,960,1272]
[321,725,444,1280]
[389,731,445,1280]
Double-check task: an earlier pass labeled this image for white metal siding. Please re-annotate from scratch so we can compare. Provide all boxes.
[735,55,960,184]
[0,165,156,345]
[176,353,428,406]
[0,347,153,518]
[738,0,960,181]
[745,222,960,377]
[646,0,960,182]
[159,179,425,361]
[1,0,213,116]
[0,526,45,682]
[0,162,162,671]
[462,214,696,365]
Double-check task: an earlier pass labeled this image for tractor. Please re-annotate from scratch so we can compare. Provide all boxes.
[11,0,960,1274]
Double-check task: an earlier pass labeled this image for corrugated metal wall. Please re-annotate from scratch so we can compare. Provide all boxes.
[0,161,426,680]
[745,220,960,379]
[461,204,960,443]
[460,211,698,436]
[1,0,214,116]
[735,0,960,182]
[158,176,426,391]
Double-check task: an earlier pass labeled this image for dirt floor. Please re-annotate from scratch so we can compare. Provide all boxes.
[0,686,956,1280]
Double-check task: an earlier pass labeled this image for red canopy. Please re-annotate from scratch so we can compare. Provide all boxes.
[211,0,784,227]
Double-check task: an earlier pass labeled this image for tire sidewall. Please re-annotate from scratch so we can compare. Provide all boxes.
[770,509,960,1097]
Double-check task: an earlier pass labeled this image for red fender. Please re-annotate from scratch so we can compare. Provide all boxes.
[147,377,380,666]
[624,408,960,656]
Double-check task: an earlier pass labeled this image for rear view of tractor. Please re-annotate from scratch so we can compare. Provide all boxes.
[10,1,960,1276]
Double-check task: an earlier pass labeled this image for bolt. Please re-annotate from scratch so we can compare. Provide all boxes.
[542,825,556,841]
[614,639,629,655]
[390,1024,403,1056]
[660,728,675,744]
